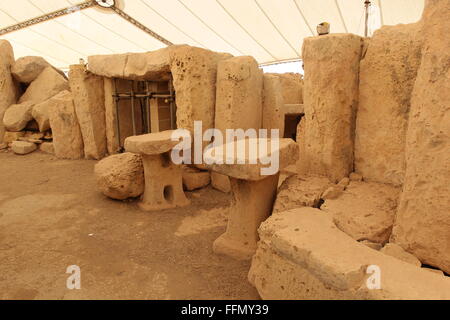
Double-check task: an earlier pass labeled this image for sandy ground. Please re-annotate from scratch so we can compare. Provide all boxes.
[0,150,260,300]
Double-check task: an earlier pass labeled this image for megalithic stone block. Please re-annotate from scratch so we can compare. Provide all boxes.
[205,138,299,260]
[125,131,190,212]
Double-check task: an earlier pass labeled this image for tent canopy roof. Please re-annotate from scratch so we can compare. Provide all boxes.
[0,0,424,69]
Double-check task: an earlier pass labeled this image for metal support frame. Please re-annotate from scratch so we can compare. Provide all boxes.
[364,0,372,37]
[112,78,177,151]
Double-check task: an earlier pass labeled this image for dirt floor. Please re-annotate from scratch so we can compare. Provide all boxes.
[0,150,260,300]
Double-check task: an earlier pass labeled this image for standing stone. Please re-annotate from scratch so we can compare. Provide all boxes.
[211,172,231,193]
[170,46,232,134]
[268,72,303,104]
[300,34,362,182]
[103,78,119,155]
[11,56,65,84]
[39,142,54,154]
[69,64,107,160]
[3,101,34,132]
[215,56,263,134]
[262,74,284,134]
[19,67,69,104]
[48,90,84,159]
[392,0,450,274]
[0,40,19,143]
[355,24,422,186]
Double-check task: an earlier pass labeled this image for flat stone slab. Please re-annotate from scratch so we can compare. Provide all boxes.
[205,138,299,181]
[11,141,37,155]
[124,130,179,155]
[284,104,304,115]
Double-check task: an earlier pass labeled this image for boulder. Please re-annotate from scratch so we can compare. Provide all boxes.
[3,101,34,132]
[39,142,54,154]
[182,166,210,191]
[0,40,19,143]
[3,131,25,144]
[380,243,421,267]
[300,34,362,182]
[31,99,52,132]
[273,174,332,213]
[94,152,145,200]
[69,64,106,160]
[391,0,450,274]
[19,67,69,105]
[355,24,422,186]
[321,181,400,244]
[48,90,84,159]
[211,172,231,193]
[11,141,37,155]
[11,56,65,84]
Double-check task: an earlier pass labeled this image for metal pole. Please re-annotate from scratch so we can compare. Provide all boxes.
[113,78,121,152]
[130,80,136,136]
[364,0,371,37]
[146,81,151,133]
[169,75,176,130]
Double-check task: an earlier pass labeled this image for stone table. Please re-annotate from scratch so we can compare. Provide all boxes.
[205,138,299,260]
[125,130,190,211]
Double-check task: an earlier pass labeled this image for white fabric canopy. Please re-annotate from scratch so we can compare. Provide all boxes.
[0,0,425,69]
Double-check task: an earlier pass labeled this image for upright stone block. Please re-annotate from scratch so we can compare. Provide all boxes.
[392,0,450,274]
[262,74,284,134]
[69,64,107,160]
[355,24,422,186]
[0,40,19,143]
[48,90,84,159]
[301,34,362,182]
[215,56,263,134]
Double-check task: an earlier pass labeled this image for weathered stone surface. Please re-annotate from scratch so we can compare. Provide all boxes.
[182,166,211,191]
[380,243,421,267]
[31,99,52,132]
[300,34,362,182]
[0,40,19,143]
[273,174,332,213]
[262,74,284,133]
[268,72,303,104]
[215,56,263,134]
[19,67,69,105]
[3,101,34,132]
[355,24,422,186]
[125,130,178,155]
[248,208,450,299]
[11,56,65,84]
[321,181,400,244]
[94,152,144,200]
[48,90,84,159]
[39,142,54,154]
[3,131,24,144]
[211,172,231,193]
[321,185,344,200]
[392,0,450,274]
[359,240,382,251]
[69,65,106,160]
[205,138,299,181]
[349,172,363,182]
[11,141,37,155]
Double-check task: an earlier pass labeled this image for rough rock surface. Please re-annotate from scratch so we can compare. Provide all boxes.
[300,34,362,182]
[391,0,450,274]
[211,172,231,193]
[268,72,303,104]
[321,181,400,244]
[262,74,284,133]
[3,102,34,132]
[19,67,69,105]
[39,142,54,154]
[94,152,144,200]
[248,208,450,299]
[31,99,52,132]
[182,166,211,191]
[273,174,332,213]
[69,65,106,160]
[215,56,263,134]
[380,243,421,267]
[11,141,37,155]
[0,40,19,143]
[48,90,84,159]
[11,56,64,84]
[355,24,422,186]
[3,131,24,144]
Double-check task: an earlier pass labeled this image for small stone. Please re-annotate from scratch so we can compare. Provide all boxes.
[211,172,231,193]
[182,166,210,191]
[39,142,54,154]
[381,243,421,267]
[337,177,350,189]
[349,172,363,182]
[3,131,25,143]
[11,140,37,155]
[359,240,382,251]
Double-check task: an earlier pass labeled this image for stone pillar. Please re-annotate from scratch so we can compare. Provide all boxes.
[392,0,450,274]
[262,74,284,135]
[69,64,107,160]
[355,24,422,186]
[0,40,19,143]
[300,34,362,182]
